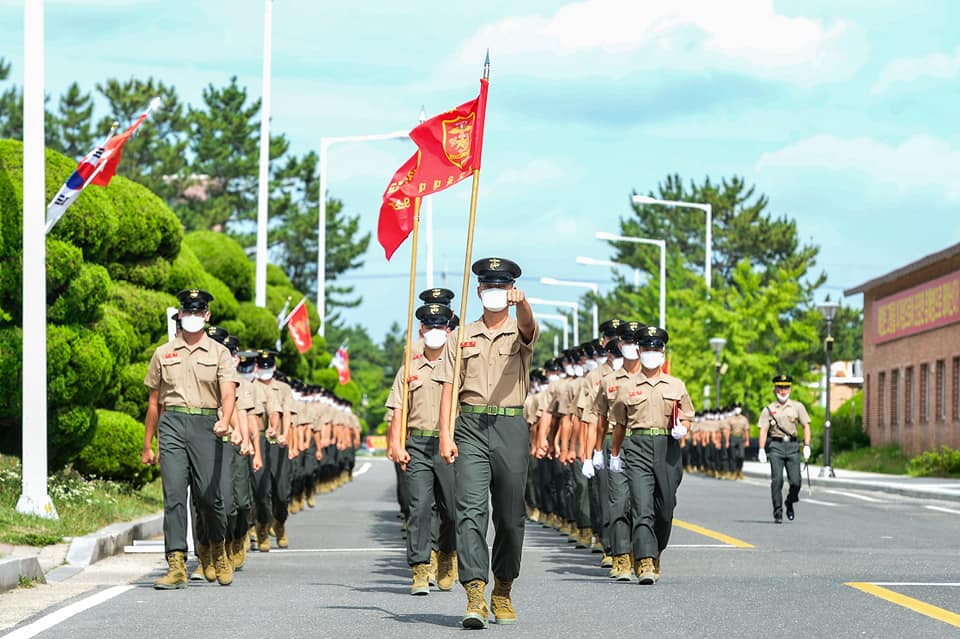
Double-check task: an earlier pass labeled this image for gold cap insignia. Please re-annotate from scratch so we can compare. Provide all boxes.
[489,258,501,270]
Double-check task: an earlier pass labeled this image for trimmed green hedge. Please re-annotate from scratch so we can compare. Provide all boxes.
[184,230,254,302]
[75,409,158,488]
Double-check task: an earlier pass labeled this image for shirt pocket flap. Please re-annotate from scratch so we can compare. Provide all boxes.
[662,391,681,414]
[497,340,521,356]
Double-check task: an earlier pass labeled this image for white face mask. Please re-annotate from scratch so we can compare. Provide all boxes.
[240,371,256,382]
[180,314,206,334]
[423,328,447,350]
[257,369,274,381]
[548,374,560,383]
[620,343,640,360]
[480,288,508,312]
[612,357,624,370]
[640,350,665,370]
[734,407,742,415]
[595,357,606,367]
[564,364,575,377]
[573,364,584,377]
[584,360,597,371]
[776,392,790,403]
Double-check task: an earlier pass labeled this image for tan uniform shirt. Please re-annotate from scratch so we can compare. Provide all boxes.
[522,392,540,426]
[433,316,539,407]
[294,398,313,426]
[144,334,237,408]
[582,366,618,431]
[236,378,256,413]
[759,400,810,440]
[577,363,609,422]
[386,353,443,433]
[728,414,750,437]
[607,369,694,429]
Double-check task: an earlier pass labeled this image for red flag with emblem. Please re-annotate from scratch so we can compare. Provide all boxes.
[331,343,350,385]
[285,298,312,354]
[399,78,489,198]
[377,152,421,260]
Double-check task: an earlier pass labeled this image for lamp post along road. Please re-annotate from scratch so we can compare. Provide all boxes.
[595,231,666,330]
[540,277,599,339]
[576,256,641,288]
[632,195,711,290]
[253,0,273,307]
[709,337,726,409]
[819,302,839,478]
[316,130,408,337]
[527,297,579,345]
[533,312,570,352]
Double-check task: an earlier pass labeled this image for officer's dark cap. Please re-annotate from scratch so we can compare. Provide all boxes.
[599,318,623,338]
[773,374,793,387]
[177,288,213,311]
[223,335,241,355]
[472,257,521,284]
[256,349,278,369]
[418,288,455,306]
[636,325,668,348]
[448,313,460,330]
[237,350,258,373]
[545,359,562,373]
[415,303,454,327]
[604,338,623,357]
[205,325,229,344]
[616,320,646,342]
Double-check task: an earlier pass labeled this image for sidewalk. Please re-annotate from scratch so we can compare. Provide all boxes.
[741,460,960,502]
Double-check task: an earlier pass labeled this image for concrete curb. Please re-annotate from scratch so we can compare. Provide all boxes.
[0,556,45,593]
[65,513,163,567]
[741,468,960,503]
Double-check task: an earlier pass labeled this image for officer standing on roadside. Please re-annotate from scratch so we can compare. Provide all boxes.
[435,257,538,629]
[757,375,811,523]
[142,289,237,590]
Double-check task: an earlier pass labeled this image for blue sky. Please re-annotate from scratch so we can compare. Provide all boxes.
[2,0,959,341]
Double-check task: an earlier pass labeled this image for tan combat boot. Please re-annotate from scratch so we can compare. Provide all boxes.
[232,537,247,570]
[636,556,656,585]
[576,527,592,549]
[429,549,439,587]
[199,543,217,582]
[274,521,289,549]
[154,551,188,590]
[490,578,517,625]
[437,550,458,591]
[653,553,661,582]
[289,496,301,515]
[600,553,613,569]
[462,579,489,629]
[256,523,271,552]
[411,563,431,596]
[212,540,233,586]
[611,553,632,581]
[306,493,316,508]
[189,545,206,581]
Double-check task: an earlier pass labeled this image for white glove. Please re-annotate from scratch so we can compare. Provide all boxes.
[609,454,624,474]
[581,459,596,479]
[592,449,605,470]
[758,448,768,464]
[671,423,687,440]
[802,445,811,461]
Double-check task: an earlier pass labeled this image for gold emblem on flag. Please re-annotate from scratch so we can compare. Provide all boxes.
[442,113,475,169]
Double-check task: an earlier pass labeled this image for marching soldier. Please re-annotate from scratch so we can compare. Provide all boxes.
[757,375,811,523]
[435,257,538,628]
[727,403,750,479]
[142,288,237,589]
[387,303,458,595]
[608,324,693,585]
[249,351,282,551]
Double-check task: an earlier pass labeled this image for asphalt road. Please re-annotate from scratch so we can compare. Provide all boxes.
[2,457,959,638]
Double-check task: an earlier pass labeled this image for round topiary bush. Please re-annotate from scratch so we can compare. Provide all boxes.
[114,361,150,421]
[237,301,280,351]
[108,281,177,347]
[75,409,158,488]
[47,324,114,406]
[48,262,111,326]
[184,230,254,302]
[102,176,182,262]
[108,256,172,290]
[49,404,97,469]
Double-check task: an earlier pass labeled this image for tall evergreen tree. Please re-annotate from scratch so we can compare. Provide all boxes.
[55,82,94,159]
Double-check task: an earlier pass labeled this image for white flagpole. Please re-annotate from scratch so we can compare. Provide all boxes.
[254,0,273,307]
[420,107,434,289]
[18,0,57,519]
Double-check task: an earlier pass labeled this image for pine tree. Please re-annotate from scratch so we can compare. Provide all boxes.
[55,82,94,159]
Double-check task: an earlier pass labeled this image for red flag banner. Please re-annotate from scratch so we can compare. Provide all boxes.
[401,78,489,198]
[285,299,312,354]
[331,344,351,385]
[90,110,149,186]
[377,152,421,260]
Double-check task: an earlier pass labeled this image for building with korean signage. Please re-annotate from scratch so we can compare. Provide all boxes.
[844,242,960,455]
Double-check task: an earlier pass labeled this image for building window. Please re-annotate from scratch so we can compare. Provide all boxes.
[865,373,870,432]
[919,363,929,423]
[953,357,960,422]
[878,371,886,427]
[905,366,914,425]
[891,369,899,427]
[936,360,946,422]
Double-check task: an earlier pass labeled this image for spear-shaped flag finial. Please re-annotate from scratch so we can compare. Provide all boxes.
[484,49,490,79]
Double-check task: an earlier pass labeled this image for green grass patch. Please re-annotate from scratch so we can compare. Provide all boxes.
[0,454,163,546]
[831,445,910,475]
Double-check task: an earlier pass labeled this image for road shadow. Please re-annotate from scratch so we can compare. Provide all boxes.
[324,604,460,628]
[733,519,782,524]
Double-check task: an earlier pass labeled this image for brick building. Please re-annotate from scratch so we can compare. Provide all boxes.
[844,242,960,455]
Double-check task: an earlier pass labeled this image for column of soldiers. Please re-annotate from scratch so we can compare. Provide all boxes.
[143,288,361,590]
[682,405,750,479]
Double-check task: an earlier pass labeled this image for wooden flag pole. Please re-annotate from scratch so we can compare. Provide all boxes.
[448,54,490,439]
[399,198,422,446]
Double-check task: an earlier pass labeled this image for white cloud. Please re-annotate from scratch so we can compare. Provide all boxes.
[871,46,960,95]
[756,134,960,201]
[444,0,867,86]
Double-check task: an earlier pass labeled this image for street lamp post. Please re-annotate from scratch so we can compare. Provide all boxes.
[527,297,580,345]
[533,312,570,353]
[317,130,408,336]
[632,194,712,289]
[818,301,839,478]
[576,256,641,288]
[595,231,666,330]
[709,337,726,409]
[540,277,599,339]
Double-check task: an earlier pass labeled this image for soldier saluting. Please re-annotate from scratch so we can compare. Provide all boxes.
[757,375,811,523]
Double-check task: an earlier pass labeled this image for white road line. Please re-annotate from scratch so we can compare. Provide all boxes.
[266,547,405,553]
[869,582,960,587]
[925,505,960,515]
[804,498,840,507]
[823,489,887,503]
[1,585,133,639]
[352,462,371,477]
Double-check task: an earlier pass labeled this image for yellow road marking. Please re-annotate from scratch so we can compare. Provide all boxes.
[672,519,754,548]
[846,582,960,628]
